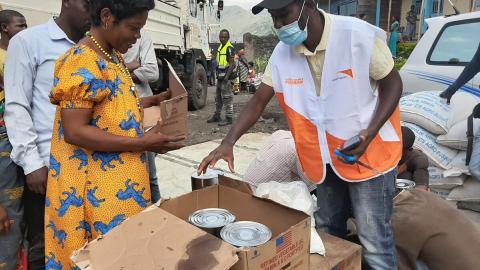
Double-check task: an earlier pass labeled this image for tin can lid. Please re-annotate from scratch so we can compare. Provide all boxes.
[220,221,272,247]
[189,208,236,228]
[191,168,223,180]
[396,179,416,189]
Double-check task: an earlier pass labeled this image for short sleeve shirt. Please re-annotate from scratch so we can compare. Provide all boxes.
[262,10,394,96]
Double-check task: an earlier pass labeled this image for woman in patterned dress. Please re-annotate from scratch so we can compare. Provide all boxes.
[44,0,185,268]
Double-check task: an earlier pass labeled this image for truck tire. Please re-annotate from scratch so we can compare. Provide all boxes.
[188,63,208,110]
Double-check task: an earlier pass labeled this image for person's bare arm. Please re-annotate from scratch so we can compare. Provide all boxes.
[140,90,171,108]
[61,108,184,154]
[198,83,274,173]
[343,69,403,157]
[223,49,236,81]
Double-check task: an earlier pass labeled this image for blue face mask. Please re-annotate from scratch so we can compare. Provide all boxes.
[275,1,310,46]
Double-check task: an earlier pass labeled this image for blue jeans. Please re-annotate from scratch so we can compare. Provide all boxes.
[0,139,24,270]
[148,152,160,203]
[468,136,480,181]
[315,166,397,270]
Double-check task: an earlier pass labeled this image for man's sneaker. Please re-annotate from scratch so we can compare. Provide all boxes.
[207,114,221,123]
[218,117,232,126]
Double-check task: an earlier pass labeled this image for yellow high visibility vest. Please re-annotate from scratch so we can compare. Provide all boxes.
[216,41,234,69]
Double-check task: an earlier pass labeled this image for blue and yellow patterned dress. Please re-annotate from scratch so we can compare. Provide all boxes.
[45,45,151,269]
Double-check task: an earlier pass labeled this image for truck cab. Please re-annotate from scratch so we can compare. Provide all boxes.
[0,0,219,110]
[400,11,480,96]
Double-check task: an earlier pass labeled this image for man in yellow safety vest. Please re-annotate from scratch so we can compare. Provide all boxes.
[207,29,236,126]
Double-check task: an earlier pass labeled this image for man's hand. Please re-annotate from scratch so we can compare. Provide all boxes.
[197,141,235,175]
[26,167,48,195]
[0,206,11,234]
[141,90,172,108]
[142,123,185,154]
[439,90,455,104]
[340,129,373,161]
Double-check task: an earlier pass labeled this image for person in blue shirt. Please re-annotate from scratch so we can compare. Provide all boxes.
[439,43,480,182]
[4,1,90,269]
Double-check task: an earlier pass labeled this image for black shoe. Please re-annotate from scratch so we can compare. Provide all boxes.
[207,114,221,123]
[218,117,232,126]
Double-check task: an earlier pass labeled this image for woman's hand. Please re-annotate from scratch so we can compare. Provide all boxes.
[141,122,185,154]
[141,90,172,108]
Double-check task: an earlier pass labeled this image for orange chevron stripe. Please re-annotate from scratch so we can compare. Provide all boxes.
[339,69,354,79]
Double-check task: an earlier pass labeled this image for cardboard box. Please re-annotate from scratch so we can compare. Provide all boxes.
[71,206,238,270]
[161,176,311,270]
[310,233,361,270]
[143,60,188,137]
[72,177,311,270]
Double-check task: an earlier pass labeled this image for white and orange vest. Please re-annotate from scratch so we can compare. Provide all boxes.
[270,15,402,184]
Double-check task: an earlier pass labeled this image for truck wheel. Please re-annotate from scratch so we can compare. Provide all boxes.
[188,63,208,110]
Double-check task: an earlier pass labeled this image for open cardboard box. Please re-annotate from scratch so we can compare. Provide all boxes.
[143,60,188,137]
[71,176,311,270]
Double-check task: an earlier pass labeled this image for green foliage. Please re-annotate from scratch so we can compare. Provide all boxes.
[395,42,417,69]
[255,55,270,73]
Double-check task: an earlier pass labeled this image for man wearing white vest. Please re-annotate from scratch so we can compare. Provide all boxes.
[198,0,403,268]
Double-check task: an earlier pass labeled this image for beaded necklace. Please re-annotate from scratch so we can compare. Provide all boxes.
[86,31,142,111]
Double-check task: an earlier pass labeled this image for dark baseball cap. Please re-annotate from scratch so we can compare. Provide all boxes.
[252,0,296,14]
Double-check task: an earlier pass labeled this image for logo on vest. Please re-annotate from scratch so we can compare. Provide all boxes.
[333,69,355,82]
[285,78,304,85]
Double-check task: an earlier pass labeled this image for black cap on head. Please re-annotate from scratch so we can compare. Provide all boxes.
[252,0,296,14]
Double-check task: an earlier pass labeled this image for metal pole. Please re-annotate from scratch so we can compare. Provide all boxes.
[417,0,425,41]
[437,0,441,15]
[472,0,476,12]
[328,0,331,13]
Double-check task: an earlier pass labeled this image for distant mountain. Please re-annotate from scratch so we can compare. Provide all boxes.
[215,5,274,42]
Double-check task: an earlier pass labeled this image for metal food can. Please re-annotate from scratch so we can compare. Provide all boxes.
[396,179,416,190]
[191,169,223,191]
[220,221,272,247]
[189,208,236,236]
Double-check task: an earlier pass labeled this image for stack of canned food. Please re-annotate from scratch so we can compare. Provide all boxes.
[189,208,272,248]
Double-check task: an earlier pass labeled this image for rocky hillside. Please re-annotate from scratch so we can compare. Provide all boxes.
[217,5,274,42]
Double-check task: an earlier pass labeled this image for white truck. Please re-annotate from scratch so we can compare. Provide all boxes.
[400,11,480,96]
[0,0,220,110]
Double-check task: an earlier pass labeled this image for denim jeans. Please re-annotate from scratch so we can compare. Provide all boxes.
[468,135,480,181]
[315,165,398,270]
[148,152,160,203]
[0,139,24,270]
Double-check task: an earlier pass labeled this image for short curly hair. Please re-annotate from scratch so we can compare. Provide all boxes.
[89,0,155,27]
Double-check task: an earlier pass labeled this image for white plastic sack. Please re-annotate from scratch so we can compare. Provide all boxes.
[254,181,326,256]
[447,91,480,129]
[444,151,470,177]
[430,188,452,199]
[402,123,458,169]
[400,91,450,135]
[447,178,480,202]
[437,119,480,151]
[428,166,465,190]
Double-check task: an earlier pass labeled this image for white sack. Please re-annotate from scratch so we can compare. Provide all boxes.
[428,166,465,190]
[447,178,480,202]
[400,91,450,135]
[402,123,458,169]
[447,91,480,129]
[254,181,326,256]
[437,119,480,151]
